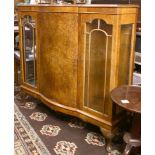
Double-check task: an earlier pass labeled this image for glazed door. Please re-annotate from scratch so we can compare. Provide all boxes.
[78,14,115,118]
[19,14,38,89]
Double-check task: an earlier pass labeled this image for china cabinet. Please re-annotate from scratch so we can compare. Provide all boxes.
[17,4,138,151]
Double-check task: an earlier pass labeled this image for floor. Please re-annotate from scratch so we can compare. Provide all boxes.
[14,85,125,155]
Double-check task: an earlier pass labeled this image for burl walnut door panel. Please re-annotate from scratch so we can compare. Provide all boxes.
[38,13,78,108]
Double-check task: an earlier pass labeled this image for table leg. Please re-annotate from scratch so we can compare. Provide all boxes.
[123,143,132,155]
[123,113,141,154]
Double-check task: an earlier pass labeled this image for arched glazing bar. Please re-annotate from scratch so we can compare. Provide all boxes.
[84,19,112,115]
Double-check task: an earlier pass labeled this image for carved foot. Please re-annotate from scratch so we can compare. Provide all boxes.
[15,90,30,105]
[100,127,114,153]
[14,85,21,96]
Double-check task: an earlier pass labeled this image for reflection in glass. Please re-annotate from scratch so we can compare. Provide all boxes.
[84,19,112,114]
[22,16,37,86]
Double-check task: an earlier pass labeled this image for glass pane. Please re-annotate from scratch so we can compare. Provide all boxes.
[84,19,112,114]
[118,24,132,85]
[22,16,37,86]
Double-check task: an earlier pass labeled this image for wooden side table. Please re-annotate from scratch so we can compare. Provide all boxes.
[110,85,141,155]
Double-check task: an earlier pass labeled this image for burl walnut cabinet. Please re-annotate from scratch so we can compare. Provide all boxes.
[17,4,138,149]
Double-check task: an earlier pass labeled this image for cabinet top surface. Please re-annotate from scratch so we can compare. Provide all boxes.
[17,4,139,8]
[17,4,139,14]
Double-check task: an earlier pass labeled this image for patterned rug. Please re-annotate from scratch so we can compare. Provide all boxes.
[14,104,51,155]
[14,86,123,155]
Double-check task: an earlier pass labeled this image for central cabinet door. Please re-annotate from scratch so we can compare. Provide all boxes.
[38,13,78,108]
